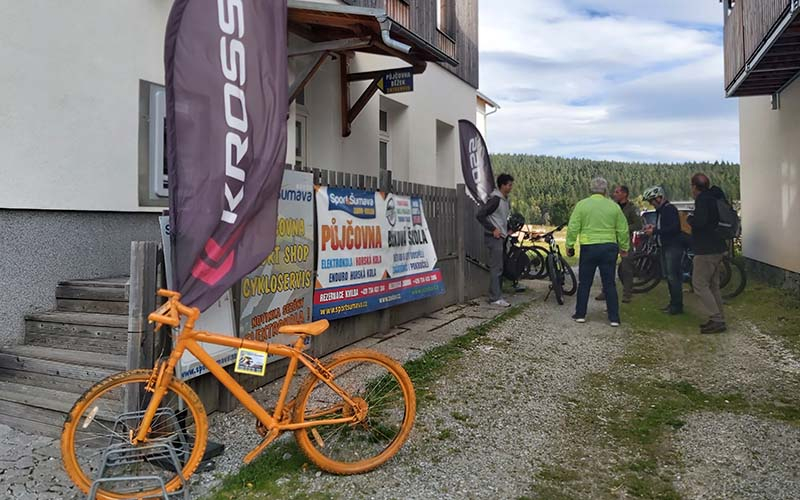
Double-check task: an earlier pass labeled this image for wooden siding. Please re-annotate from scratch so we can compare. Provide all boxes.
[724,1,746,89]
[386,0,411,28]
[744,0,792,61]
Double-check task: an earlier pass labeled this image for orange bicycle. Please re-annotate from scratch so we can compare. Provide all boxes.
[61,290,416,499]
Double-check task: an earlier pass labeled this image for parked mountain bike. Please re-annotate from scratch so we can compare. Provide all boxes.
[520,225,576,305]
[61,290,416,499]
[626,232,746,299]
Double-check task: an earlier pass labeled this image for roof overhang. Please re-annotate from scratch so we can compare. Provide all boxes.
[287,1,459,68]
[727,4,800,98]
[476,91,500,110]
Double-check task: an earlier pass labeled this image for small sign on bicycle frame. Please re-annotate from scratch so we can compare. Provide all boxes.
[234,348,268,377]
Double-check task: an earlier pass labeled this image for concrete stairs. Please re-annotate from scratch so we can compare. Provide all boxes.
[0,278,129,437]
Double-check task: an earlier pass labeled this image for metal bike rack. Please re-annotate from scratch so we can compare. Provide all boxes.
[86,408,190,499]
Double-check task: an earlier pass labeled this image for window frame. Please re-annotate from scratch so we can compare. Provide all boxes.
[137,80,169,207]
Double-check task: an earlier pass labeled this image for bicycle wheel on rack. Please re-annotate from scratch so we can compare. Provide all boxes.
[722,257,747,299]
[293,349,416,475]
[61,369,208,499]
[628,252,662,293]
[559,256,577,296]
[524,246,549,279]
[547,254,564,305]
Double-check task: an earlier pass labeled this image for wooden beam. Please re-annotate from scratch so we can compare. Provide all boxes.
[340,54,351,137]
[289,37,371,57]
[289,51,331,105]
[347,77,381,127]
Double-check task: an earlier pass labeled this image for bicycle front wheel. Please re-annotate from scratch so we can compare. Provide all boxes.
[61,369,208,499]
[559,256,577,296]
[722,257,747,299]
[547,254,564,305]
[293,349,416,475]
[525,246,549,279]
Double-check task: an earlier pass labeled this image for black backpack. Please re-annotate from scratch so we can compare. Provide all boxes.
[714,198,740,241]
[503,238,530,282]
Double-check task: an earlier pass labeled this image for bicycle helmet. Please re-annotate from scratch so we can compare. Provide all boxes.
[508,212,525,233]
[643,186,665,201]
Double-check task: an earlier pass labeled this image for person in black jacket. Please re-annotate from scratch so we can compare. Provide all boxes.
[689,174,728,334]
[643,186,685,315]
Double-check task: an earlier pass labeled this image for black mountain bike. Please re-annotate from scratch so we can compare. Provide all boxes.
[522,225,577,305]
[626,232,746,299]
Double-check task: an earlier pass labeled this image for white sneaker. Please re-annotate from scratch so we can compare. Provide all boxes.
[610,322,620,328]
[491,299,511,308]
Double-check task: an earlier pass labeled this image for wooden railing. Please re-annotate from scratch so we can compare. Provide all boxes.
[386,0,411,28]
[744,0,792,60]
[436,29,457,60]
[724,0,793,90]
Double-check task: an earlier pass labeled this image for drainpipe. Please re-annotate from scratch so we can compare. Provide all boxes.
[379,19,412,54]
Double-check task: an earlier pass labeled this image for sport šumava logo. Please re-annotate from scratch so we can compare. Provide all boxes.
[327,188,376,219]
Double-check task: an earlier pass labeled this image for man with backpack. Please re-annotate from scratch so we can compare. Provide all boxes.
[476,174,515,307]
[689,173,732,334]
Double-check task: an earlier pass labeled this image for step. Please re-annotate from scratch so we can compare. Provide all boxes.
[56,298,128,315]
[25,313,128,355]
[56,283,128,302]
[0,347,123,396]
[26,311,128,329]
[0,399,64,438]
[0,381,123,418]
[59,276,129,289]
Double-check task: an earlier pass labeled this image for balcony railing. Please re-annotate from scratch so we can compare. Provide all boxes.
[436,30,457,60]
[386,0,411,28]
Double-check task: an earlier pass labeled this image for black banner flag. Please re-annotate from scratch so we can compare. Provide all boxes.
[458,120,495,205]
[165,0,288,310]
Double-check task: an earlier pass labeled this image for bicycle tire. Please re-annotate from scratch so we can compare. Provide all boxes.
[628,252,662,294]
[547,254,564,305]
[293,349,416,475]
[61,369,208,499]
[559,256,577,296]
[722,257,747,299]
[524,246,548,279]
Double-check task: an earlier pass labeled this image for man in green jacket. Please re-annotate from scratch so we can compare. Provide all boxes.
[566,177,630,327]
[596,185,643,303]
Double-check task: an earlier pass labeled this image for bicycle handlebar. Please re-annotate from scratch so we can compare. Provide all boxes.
[523,224,566,241]
[147,289,200,331]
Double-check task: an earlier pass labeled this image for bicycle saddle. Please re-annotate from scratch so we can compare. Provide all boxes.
[278,319,330,336]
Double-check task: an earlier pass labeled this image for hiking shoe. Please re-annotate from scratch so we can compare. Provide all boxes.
[572,314,586,324]
[666,308,684,316]
[701,321,727,334]
[595,293,606,301]
[491,299,511,308]
[699,320,714,329]
[610,322,620,328]
[621,295,632,304]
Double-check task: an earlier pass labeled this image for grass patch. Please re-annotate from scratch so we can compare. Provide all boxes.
[620,283,704,335]
[205,440,332,500]
[725,281,800,355]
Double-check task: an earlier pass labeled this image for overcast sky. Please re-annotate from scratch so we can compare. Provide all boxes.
[479,0,740,163]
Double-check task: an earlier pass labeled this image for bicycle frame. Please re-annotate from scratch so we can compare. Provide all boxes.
[135,302,360,463]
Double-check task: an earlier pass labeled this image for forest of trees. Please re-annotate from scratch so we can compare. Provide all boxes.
[492,154,741,226]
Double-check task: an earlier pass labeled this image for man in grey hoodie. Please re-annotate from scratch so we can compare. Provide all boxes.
[476,174,514,307]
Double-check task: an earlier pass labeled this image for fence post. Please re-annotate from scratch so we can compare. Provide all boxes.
[456,184,467,304]
[126,241,158,412]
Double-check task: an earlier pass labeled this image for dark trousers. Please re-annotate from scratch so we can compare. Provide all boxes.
[576,243,620,323]
[661,246,684,312]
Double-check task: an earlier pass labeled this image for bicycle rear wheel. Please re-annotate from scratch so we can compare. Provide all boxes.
[628,252,661,294]
[525,246,549,279]
[293,349,416,475]
[547,254,564,305]
[722,257,747,299]
[61,369,208,499]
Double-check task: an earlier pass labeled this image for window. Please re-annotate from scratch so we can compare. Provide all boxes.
[379,109,390,172]
[295,115,308,168]
[138,80,168,206]
[437,0,452,34]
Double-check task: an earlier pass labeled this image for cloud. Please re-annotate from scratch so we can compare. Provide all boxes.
[478,0,740,163]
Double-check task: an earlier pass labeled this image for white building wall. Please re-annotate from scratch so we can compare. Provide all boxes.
[0,1,476,213]
[738,78,800,274]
